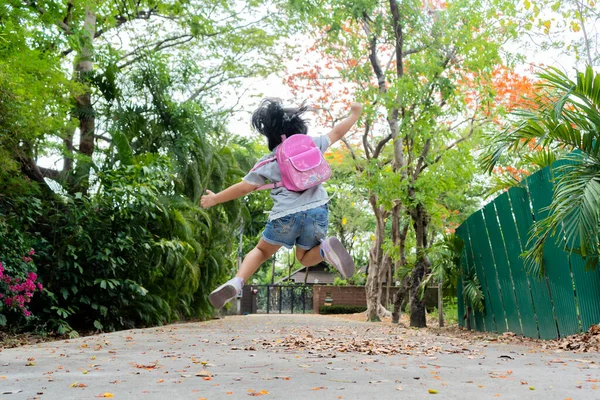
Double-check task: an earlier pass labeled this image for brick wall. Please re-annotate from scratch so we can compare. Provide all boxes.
[313,285,438,314]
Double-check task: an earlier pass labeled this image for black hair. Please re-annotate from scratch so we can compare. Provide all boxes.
[251,98,309,151]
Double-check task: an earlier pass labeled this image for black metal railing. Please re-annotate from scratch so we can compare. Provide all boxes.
[250,285,313,314]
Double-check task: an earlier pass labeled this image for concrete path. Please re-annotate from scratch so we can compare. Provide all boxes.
[1,314,598,400]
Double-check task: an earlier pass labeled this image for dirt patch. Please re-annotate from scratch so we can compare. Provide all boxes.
[0,332,58,349]
[328,312,600,353]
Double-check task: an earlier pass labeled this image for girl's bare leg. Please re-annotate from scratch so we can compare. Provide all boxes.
[209,238,280,309]
[295,245,324,267]
[236,239,281,282]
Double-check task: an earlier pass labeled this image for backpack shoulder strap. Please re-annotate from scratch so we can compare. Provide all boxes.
[254,182,284,191]
[250,156,276,172]
[249,156,283,191]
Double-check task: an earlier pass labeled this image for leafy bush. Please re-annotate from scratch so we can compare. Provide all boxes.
[319,305,367,314]
[29,156,230,333]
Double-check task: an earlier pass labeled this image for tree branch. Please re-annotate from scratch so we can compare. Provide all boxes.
[61,9,157,57]
[24,0,72,33]
[341,137,363,172]
[362,15,387,94]
[362,121,373,160]
[118,35,194,69]
[373,135,392,159]
[418,117,481,175]
[389,0,404,78]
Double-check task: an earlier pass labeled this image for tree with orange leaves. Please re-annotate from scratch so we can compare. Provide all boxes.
[288,0,526,326]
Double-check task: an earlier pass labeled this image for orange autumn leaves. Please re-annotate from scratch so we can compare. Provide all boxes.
[461,66,537,121]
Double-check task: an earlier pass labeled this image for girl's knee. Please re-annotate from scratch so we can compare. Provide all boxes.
[295,251,306,263]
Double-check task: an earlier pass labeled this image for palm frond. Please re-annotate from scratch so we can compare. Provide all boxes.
[522,148,558,169]
[524,156,600,274]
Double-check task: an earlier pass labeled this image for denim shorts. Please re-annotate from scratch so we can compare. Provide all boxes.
[262,204,328,250]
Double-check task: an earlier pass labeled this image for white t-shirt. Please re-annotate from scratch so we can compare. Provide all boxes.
[242,134,331,220]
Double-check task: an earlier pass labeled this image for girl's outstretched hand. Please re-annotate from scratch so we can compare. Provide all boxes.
[350,102,363,114]
[201,189,217,209]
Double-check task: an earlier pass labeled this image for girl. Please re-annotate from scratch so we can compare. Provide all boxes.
[201,98,363,309]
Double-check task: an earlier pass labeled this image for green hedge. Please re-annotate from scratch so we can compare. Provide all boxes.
[319,305,367,315]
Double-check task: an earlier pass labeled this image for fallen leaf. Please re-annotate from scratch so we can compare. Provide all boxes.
[95,393,114,398]
[396,386,403,391]
[428,389,438,394]
[529,387,535,391]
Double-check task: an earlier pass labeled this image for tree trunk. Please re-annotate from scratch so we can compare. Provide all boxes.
[365,194,387,322]
[72,7,96,194]
[409,203,431,328]
[438,275,444,327]
[391,274,410,324]
[391,220,408,323]
[465,306,472,330]
[378,252,391,303]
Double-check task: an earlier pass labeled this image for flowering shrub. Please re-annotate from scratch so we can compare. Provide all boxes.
[0,249,43,325]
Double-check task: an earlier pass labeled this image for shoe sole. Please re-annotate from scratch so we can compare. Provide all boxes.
[323,238,355,279]
[209,284,238,309]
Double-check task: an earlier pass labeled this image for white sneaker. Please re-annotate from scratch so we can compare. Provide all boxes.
[209,279,240,309]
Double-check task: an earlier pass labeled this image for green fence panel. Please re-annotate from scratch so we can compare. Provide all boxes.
[495,192,538,338]
[567,254,600,331]
[527,167,580,337]
[466,212,498,332]
[457,274,465,328]
[508,187,558,339]
[482,199,523,335]
[457,223,486,331]
[550,159,600,333]
[455,225,469,328]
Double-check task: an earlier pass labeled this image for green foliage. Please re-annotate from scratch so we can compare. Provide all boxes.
[519,0,599,67]
[333,271,367,286]
[462,270,484,312]
[319,305,367,314]
[421,234,464,298]
[430,298,459,325]
[1,0,300,334]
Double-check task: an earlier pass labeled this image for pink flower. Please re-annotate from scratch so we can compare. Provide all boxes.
[28,249,35,256]
[3,297,13,307]
[27,272,37,281]
[37,283,43,291]
[23,310,31,317]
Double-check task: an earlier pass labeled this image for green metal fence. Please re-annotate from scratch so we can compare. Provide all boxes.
[455,162,600,339]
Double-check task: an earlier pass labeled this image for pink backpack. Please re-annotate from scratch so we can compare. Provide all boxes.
[252,135,331,192]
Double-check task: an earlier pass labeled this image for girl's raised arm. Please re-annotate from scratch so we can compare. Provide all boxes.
[327,102,363,146]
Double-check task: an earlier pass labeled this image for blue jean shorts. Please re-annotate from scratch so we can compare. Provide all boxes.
[262,204,328,250]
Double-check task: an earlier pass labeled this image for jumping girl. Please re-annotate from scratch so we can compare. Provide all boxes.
[201,98,363,309]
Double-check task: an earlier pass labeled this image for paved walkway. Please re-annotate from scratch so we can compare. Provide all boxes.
[1,314,598,399]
